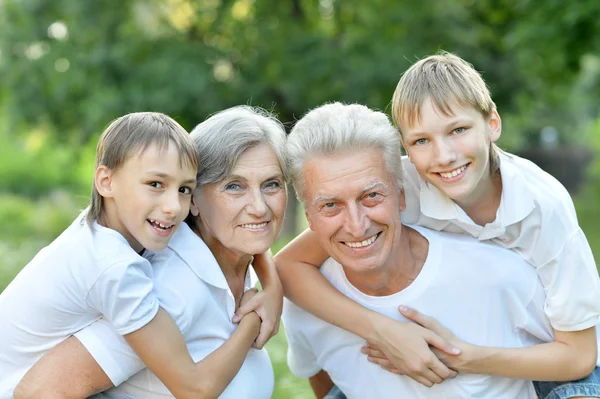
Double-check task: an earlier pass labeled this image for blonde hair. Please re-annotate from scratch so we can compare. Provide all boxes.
[87,112,199,224]
[392,51,501,174]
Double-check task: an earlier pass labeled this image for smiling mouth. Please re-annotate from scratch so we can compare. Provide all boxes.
[343,232,380,248]
[437,164,468,179]
[239,222,269,230]
[147,219,175,232]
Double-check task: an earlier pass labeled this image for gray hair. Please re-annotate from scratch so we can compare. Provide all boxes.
[190,105,288,187]
[287,102,404,204]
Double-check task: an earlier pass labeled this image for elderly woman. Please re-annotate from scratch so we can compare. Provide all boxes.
[15,106,288,398]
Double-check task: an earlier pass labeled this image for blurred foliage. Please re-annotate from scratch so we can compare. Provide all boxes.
[1,0,600,150]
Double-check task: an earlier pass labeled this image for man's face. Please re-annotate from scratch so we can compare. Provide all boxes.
[302,148,405,275]
[400,97,501,208]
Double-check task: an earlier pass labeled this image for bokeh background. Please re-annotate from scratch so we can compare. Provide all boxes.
[2,0,600,397]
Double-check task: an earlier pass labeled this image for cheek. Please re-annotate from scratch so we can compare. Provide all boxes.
[268,193,288,219]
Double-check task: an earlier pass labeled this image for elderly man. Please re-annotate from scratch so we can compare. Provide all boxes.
[280,102,554,399]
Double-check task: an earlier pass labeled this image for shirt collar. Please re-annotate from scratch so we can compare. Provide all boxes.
[165,223,230,290]
[419,153,535,226]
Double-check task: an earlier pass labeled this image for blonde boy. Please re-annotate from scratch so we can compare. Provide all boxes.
[0,112,200,397]
[276,53,600,398]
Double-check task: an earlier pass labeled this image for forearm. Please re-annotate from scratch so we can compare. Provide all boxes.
[14,336,114,399]
[126,308,260,399]
[463,328,597,381]
[252,250,281,292]
[276,258,385,342]
[191,312,261,397]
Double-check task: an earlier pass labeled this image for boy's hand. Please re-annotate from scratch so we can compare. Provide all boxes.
[233,283,283,349]
[360,309,460,387]
[398,306,474,373]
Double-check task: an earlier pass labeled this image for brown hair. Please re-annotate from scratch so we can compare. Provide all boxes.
[392,51,501,175]
[87,112,199,224]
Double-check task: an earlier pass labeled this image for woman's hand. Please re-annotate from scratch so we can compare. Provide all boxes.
[233,275,283,349]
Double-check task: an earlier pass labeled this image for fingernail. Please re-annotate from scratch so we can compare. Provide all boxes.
[452,348,461,355]
[399,305,409,312]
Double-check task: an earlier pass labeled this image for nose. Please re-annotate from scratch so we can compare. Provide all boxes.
[433,137,457,166]
[344,203,369,238]
[246,189,268,218]
[162,189,182,217]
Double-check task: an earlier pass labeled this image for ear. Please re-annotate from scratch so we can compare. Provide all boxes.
[95,165,115,198]
[398,187,407,212]
[305,210,315,231]
[400,139,413,162]
[189,191,200,217]
[488,109,502,142]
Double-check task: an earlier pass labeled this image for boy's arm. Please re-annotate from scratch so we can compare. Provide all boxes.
[366,307,597,381]
[124,302,261,399]
[233,250,283,348]
[14,336,114,399]
[275,228,460,387]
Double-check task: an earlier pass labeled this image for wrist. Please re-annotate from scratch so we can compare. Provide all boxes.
[459,343,485,374]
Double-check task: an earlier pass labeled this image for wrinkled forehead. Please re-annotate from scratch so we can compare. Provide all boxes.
[302,149,397,204]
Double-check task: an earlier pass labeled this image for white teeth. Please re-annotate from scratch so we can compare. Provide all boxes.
[345,234,378,248]
[240,222,268,230]
[149,219,173,231]
[439,165,467,179]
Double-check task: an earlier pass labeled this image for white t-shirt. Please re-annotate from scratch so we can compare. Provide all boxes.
[283,225,554,399]
[0,211,158,398]
[401,153,600,331]
[77,222,274,399]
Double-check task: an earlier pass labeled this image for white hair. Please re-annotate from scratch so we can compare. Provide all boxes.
[287,102,404,204]
[190,105,288,187]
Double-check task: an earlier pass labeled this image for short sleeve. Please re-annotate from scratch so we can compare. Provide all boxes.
[75,318,145,386]
[283,302,321,378]
[538,228,600,331]
[86,259,159,335]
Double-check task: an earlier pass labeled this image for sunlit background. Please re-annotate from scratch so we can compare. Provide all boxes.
[2,0,600,397]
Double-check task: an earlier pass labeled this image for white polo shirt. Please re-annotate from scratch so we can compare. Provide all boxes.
[0,211,158,398]
[283,225,554,399]
[77,222,274,399]
[401,153,600,331]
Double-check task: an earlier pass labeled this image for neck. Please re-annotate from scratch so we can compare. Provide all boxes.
[456,171,503,226]
[98,202,143,253]
[345,226,428,296]
[191,221,251,280]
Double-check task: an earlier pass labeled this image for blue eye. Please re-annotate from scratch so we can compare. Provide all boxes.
[324,202,335,208]
[367,192,377,198]
[414,138,428,145]
[453,127,466,134]
[264,181,281,190]
[225,182,241,191]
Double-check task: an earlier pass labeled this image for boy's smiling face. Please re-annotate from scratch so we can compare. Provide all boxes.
[96,141,197,253]
[400,97,501,209]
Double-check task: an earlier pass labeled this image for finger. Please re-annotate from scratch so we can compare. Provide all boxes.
[425,332,461,356]
[409,374,434,388]
[428,355,456,381]
[399,306,433,329]
[381,365,404,375]
[366,355,395,370]
[361,347,386,359]
[254,321,273,349]
[233,295,260,323]
[421,368,443,385]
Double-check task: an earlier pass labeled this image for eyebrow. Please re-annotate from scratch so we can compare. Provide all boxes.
[226,173,283,182]
[311,181,389,206]
[362,181,388,194]
[405,118,472,136]
[146,171,196,185]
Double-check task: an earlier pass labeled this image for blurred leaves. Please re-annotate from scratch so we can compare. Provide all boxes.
[1,0,599,148]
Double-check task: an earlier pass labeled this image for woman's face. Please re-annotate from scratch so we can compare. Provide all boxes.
[191,142,287,257]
